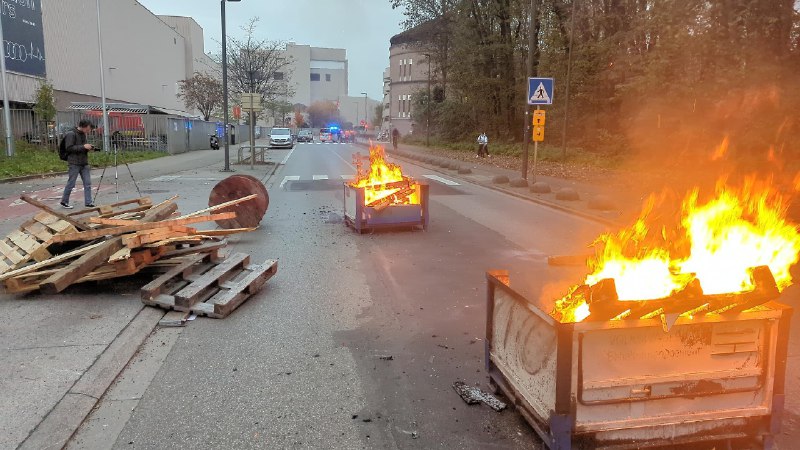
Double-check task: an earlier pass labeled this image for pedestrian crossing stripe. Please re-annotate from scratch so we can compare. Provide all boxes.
[312,175,329,180]
[423,175,460,186]
[279,175,300,189]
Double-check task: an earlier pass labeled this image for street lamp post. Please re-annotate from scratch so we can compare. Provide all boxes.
[360,92,367,130]
[0,10,14,156]
[95,0,111,154]
[221,0,241,172]
[353,102,359,127]
[424,53,431,147]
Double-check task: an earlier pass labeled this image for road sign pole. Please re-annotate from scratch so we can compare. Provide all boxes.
[532,106,540,183]
[521,108,530,180]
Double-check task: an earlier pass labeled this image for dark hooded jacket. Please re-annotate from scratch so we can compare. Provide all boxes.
[63,127,90,166]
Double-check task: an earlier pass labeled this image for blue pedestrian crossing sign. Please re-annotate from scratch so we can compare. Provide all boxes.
[528,78,554,105]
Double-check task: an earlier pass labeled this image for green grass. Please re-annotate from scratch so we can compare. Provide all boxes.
[0,141,167,179]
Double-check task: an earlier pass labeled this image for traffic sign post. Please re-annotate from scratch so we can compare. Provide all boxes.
[523,78,553,182]
[240,93,262,170]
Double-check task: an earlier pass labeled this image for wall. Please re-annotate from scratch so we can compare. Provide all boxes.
[41,0,187,111]
[158,15,218,78]
[388,43,430,136]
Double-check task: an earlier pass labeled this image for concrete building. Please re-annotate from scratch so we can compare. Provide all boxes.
[285,43,348,109]
[381,67,391,131]
[388,22,436,136]
[1,0,210,114]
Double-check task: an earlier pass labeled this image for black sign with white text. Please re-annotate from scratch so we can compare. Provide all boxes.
[1,0,46,77]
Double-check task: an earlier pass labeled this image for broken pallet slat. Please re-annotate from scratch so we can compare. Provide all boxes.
[51,212,235,243]
[173,252,250,307]
[0,241,105,281]
[20,195,92,231]
[140,252,214,300]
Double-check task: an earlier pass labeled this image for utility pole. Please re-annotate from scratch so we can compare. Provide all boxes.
[0,12,14,156]
[521,0,539,180]
[220,0,242,171]
[561,0,577,159]
[248,70,257,170]
[95,0,110,153]
[424,53,431,147]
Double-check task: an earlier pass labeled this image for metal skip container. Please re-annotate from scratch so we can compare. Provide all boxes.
[343,179,429,233]
[485,270,792,449]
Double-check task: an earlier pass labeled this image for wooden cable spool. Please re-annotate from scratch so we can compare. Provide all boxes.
[208,175,269,229]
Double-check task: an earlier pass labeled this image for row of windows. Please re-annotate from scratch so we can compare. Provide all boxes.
[399,57,413,80]
[310,73,333,82]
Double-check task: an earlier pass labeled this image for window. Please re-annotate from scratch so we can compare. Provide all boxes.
[325,74,331,82]
[310,73,320,81]
[274,72,284,80]
[409,59,413,64]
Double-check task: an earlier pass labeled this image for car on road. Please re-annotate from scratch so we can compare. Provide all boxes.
[269,128,293,148]
[296,129,313,142]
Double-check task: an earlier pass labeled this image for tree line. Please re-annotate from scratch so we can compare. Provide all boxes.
[392,0,800,161]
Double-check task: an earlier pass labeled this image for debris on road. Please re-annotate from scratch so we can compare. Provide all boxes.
[452,381,507,412]
[1,187,277,320]
[378,355,394,361]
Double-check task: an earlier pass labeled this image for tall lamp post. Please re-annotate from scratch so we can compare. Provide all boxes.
[423,53,431,147]
[221,0,241,172]
[95,0,110,153]
[0,10,13,156]
[360,92,367,130]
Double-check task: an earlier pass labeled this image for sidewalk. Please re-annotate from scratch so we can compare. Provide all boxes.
[0,144,283,450]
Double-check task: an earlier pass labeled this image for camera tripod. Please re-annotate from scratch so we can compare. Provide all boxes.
[93,143,142,204]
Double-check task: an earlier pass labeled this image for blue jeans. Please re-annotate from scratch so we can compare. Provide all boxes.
[61,164,92,205]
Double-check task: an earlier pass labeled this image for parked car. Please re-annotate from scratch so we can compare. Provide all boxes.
[268,127,293,148]
[296,129,313,142]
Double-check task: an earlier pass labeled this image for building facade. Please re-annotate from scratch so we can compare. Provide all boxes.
[285,43,348,109]
[387,23,435,136]
[1,0,211,115]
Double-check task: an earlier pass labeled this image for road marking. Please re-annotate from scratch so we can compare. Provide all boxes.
[312,175,329,180]
[280,175,300,189]
[330,148,356,170]
[423,175,460,186]
[340,175,354,180]
[280,146,296,165]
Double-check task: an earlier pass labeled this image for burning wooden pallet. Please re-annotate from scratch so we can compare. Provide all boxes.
[141,252,277,318]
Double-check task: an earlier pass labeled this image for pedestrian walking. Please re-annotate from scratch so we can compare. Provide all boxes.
[476,132,489,158]
[391,128,400,151]
[59,119,97,209]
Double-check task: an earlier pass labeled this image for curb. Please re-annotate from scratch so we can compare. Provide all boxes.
[19,306,164,450]
[0,171,68,184]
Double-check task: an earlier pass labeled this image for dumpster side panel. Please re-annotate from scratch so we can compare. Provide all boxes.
[490,287,558,420]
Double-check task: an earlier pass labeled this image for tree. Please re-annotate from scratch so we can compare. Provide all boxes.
[32,80,57,147]
[177,72,222,121]
[294,111,305,127]
[373,104,383,128]
[307,101,340,128]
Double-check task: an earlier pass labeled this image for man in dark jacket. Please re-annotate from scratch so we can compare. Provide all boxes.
[60,119,97,209]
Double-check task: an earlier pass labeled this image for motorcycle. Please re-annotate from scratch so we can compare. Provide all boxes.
[209,134,220,150]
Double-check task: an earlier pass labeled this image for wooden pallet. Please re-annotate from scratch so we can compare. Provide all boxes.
[0,212,79,275]
[141,252,277,319]
[67,197,153,221]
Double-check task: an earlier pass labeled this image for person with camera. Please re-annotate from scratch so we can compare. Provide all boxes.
[60,119,98,209]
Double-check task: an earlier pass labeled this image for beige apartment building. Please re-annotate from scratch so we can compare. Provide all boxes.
[387,24,434,136]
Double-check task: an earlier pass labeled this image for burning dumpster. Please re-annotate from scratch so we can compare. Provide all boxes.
[487,178,799,449]
[343,144,429,233]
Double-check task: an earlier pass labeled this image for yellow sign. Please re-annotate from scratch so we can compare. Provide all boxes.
[240,93,262,111]
[533,125,545,142]
[532,110,546,126]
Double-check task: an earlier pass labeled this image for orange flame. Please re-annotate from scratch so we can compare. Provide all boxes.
[350,143,419,206]
[552,175,800,323]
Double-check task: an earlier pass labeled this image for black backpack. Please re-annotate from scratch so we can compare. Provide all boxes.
[58,132,71,161]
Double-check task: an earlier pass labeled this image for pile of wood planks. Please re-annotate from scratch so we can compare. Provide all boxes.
[0,195,276,319]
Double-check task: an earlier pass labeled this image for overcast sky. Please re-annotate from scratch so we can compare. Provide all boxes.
[136,0,406,101]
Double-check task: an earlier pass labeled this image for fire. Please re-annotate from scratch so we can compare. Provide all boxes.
[552,176,800,323]
[350,143,419,206]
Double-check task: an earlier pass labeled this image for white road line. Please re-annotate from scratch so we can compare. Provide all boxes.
[280,175,300,189]
[280,146,296,165]
[423,175,460,186]
[340,174,354,180]
[330,148,356,170]
[312,175,329,180]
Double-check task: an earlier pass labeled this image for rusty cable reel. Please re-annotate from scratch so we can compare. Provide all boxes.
[208,174,269,229]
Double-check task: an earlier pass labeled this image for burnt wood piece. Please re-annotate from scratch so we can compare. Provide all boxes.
[547,254,593,267]
[367,186,416,211]
[20,195,92,231]
[191,260,277,318]
[208,175,269,229]
[38,200,178,294]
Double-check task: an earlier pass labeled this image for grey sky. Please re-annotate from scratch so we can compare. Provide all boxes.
[136,0,406,101]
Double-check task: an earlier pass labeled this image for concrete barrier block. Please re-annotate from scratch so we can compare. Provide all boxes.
[555,187,580,201]
[530,181,552,193]
[492,175,510,184]
[509,178,529,187]
[588,194,617,211]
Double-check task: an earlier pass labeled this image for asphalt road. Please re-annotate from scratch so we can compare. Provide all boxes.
[58,141,608,449]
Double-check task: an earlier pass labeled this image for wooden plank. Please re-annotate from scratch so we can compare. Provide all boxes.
[44,220,76,234]
[0,241,105,281]
[196,260,278,318]
[174,253,250,307]
[38,200,178,294]
[20,195,93,231]
[0,240,24,265]
[33,211,59,225]
[159,239,227,259]
[109,247,132,262]
[50,212,235,243]
[140,252,211,300]
[177,194,258,219]
[191,228,257,237]
[23,222,54,243]
[7,230,41,253]
[89,217,143,226]
[67,197,153,218]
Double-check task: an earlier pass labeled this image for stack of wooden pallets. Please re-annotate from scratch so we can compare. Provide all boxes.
[0,194,277,319]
